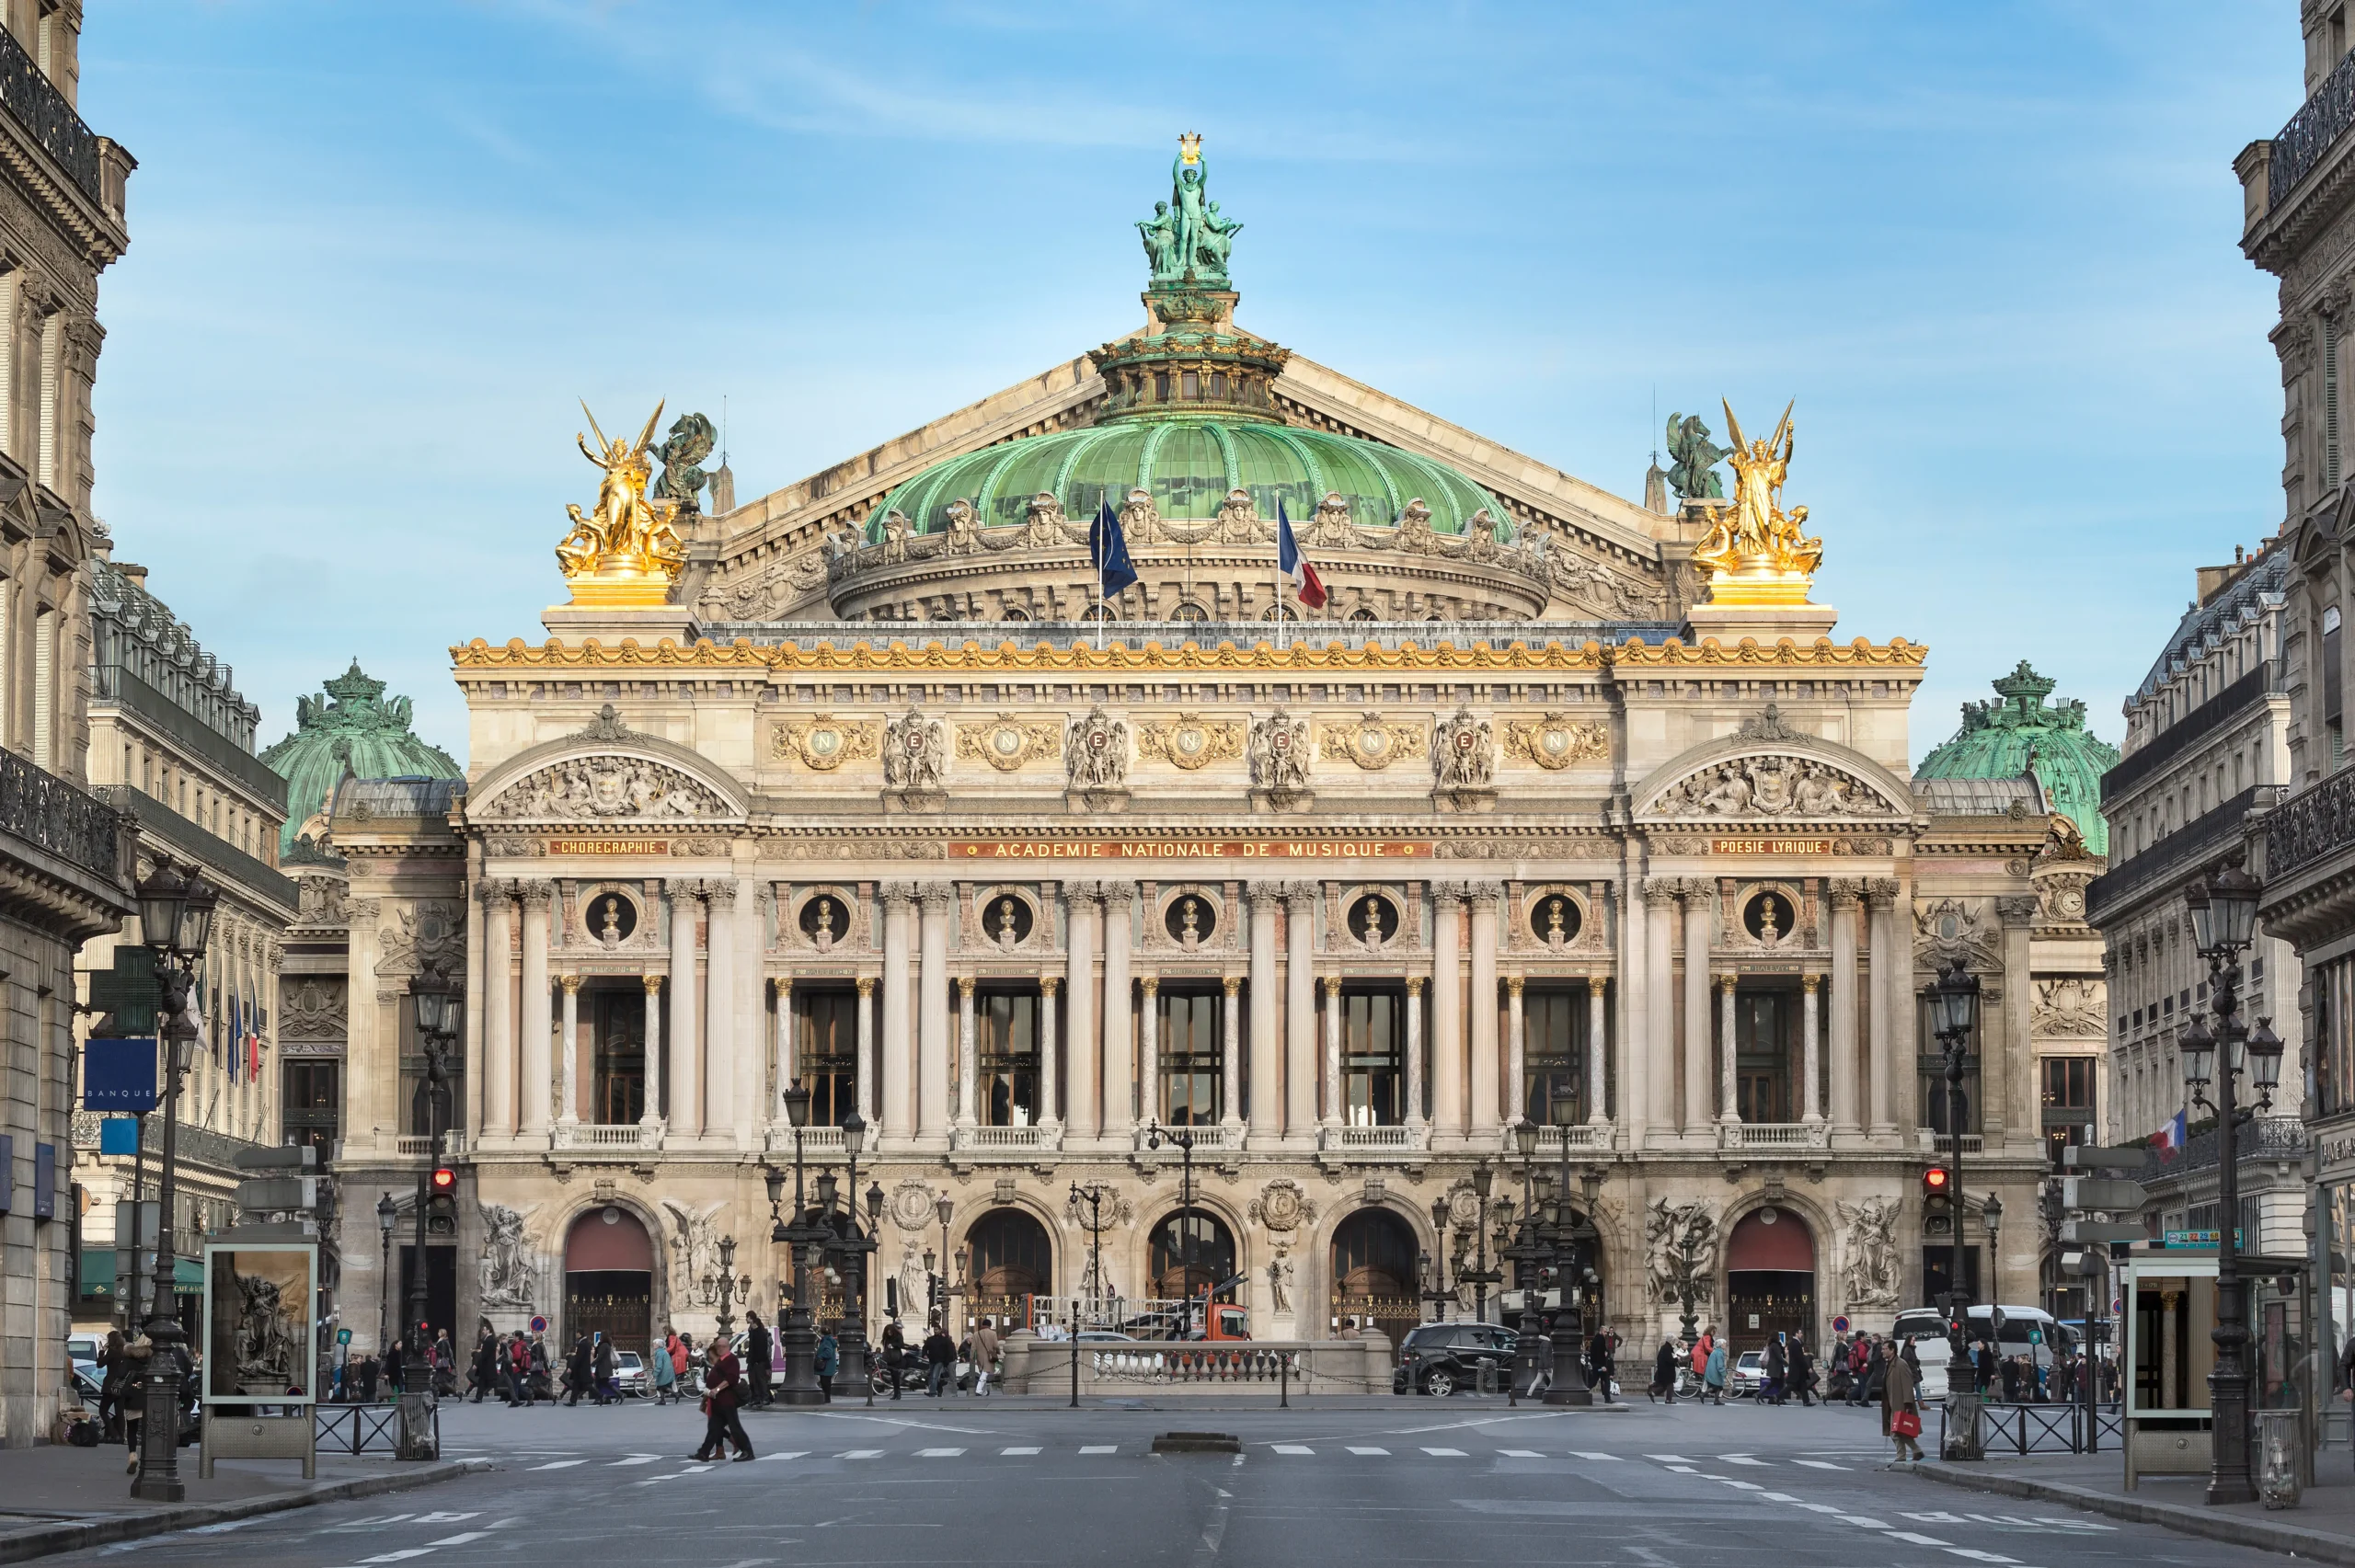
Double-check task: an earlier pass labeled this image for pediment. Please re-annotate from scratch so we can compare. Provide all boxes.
[467,706,749,825]
[1633,726,1911,824]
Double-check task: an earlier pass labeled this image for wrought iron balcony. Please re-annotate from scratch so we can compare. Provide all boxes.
[2265,766,2355,877]
[2273,47,2355,212]
[0,746,130,886]
[2149,1116,2305,1174]
[0,22,98,204]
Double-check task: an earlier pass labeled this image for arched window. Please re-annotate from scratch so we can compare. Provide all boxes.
[1148,1208,1235,1299]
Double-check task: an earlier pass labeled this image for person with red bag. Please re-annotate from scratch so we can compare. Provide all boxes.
[694,1336,754,1462]
[1881,1334,1924,1464]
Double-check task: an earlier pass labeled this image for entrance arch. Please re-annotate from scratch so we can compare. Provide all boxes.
[1723,1205,1816,1359]
[1148,1208,1236,1301]
[565,1204,654,1361]
[1329,1207,1419,1345]
[966,1208,1052,1331]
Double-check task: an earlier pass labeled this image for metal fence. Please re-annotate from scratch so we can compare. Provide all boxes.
[315,1400,432,1456]
[1939,1399,2123,1456]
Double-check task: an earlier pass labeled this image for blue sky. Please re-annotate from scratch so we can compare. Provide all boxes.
[81,1,2293,766]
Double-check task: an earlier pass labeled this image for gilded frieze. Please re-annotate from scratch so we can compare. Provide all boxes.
[1502,715,1609,770]
[1317,715,1425,771]
[956,715,1063,773]
[1134,713,1245,771]
[770,715,879,771]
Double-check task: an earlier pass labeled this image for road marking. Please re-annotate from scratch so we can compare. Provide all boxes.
[1498,1448,1544,1458]
[1832,1516,1891,1528]
[359,1554,434,1565]
[1421,1447,1468,1457]
[410,1515,478,1525]
[1715,1480,1764,1491]
[1904,1513,1968,1524]
[1644,1453,1695,1462]
[528,1459,586,1471]
[837,1449,884,1459]
[426,1534,490,1548]
[611,1455,664,1466]
[1569,1451,1623,1461]
[916,1448,966,1458]
[1943,1554,2020,1565]
[1793,1503,1845,1514]
[1760,1492,1799,1502]
[1079,1445,1118,1454]
[1718,1455,1768,1465]
[1663,1465,1699,1474]
[1272,1445,1315,1455]
[1790,1459,1849,1471]
[1001,1447,1042,1455]
[755,1451,809,1463]
[1888,1532,1952,1547]
[2030,1516,2113,1530]
[1346,1446,1389,1456]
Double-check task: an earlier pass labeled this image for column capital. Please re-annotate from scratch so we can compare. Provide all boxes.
[1864,877,1901,908]
[1717,972,1737,995]
[1246,882,1284,910]
[479,878,515,908]
[957,974,977,999]
[560,973,582,994]
[1406,975,1424,996]
[1827,877,1865,909]
[919,884,954,914]
[519,879,555,910]
[1430,879,1470,900]
[706,879,739,910]
[1802,972,1821,994]
[668,878,706,904]
[1505,975,1524,997]
[1996,893,2041,927]
[1137,975,1156,997]
[1223,974,1243,997]
[773,974,794,997]
[880,879,918,908]
[1041,975,1062,997]
[1642,876,1683,908]
[1065,882,1102,909]
[1321,975,1341,998]
[1284,880,1319,907]
[1468,883,1503,911]
[1099,879,1134,910]
[642,973,664,996]
[855,975,875,997]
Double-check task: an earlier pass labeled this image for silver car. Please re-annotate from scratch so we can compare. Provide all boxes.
[613,1350,650,1398]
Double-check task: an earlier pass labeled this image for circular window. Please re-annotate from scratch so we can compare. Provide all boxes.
[1757,1207,1780,1226]
[798,892,851,945]
[585,891,638,944]
[601,1206,621,1225]
[1169,601,1210,624]
[983,894,1035,946]
[1346,893,1400,947]
[1743,890,1796,944]
[1165,894,1216,945]
[1529,893,1582,945]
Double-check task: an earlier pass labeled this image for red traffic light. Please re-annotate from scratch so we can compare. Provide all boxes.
[1923,1167,1951,1196]
[430,1167,457,1195]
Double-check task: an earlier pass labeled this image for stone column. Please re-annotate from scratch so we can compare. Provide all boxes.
[1322,975,1344,1126]
[1430,884,1464,1137]
[464,850,486,1143]
[1867,879,1901,1139]
[1643,880,1677,1143]
[1801,973,1822,1125]
[854,976,874,1123]
[520,881,553,1140]
[1619,855,1648,1142]
[918,886,951,1142]
[1406,976,1427,1129]
[1997,894,2040,1143]
[732,878,761,1148]
[1247,886,1280,1141]
[668,882,701,1139]
[482,884,514,1139]
[1064,886,1098,1140]
[1221,974,1243,1131]
[1586,977,1608,1125]
[957,976,978,1132]
[1828,881,1861,1139]
[1101,883,1133,1141]
[1285,883,1317,1137]
[1469,887,1500,1141]
[775,977,796,1119]
[1682,886,1712,1138]
[1136,976,1157,1127]
[880,884,913,1140]
[1505,975,1526,1125]
[704,880,738,1146]
[557,974,581,1128]
[1040,977,1062,1129]
[1717,974,1738,1125]
[640,975,663,1127]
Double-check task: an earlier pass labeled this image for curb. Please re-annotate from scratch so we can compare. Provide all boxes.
[0,1457,493,1566]
[1911,1459,2355,1566]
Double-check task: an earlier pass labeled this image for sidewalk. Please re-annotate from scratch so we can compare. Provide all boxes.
[1913,1449,2355,1566]
[0,1441,488,1565]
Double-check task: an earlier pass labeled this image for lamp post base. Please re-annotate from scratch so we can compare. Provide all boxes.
[1944,1392,1984,1461]
[396,1392,439,1460]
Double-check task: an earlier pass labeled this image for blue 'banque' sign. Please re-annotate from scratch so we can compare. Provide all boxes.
[84,1037,158,1112]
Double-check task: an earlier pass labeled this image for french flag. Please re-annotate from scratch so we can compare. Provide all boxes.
[1277,498,1327,609]
[2153,1108,2188,1162]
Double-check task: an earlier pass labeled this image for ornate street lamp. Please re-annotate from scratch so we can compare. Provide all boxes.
[934,1194,957,1330]
[375,1193,397,1357]
[396,966,456,1459]
[1983,1193,2004,1314]
[1145,1119,1200,1331]
[861,1179,885,1405]
[1071,1179,1114,1321]
[833,1109,874,1391]
[769,1085,826,1405]
[1926,960,1981,1377]
[130,859,214,1501]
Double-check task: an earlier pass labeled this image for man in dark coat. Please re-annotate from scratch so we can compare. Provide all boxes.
[565,1333,593,1406]
[745,1311,774,1408]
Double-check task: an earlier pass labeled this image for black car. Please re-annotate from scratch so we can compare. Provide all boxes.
[1393,1322,1518,1396]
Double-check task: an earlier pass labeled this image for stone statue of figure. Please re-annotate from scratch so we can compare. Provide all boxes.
[1172,147,1210,277]
[1663,412,1729,501]
[650,411,717,514]
[1137,200,1181,280]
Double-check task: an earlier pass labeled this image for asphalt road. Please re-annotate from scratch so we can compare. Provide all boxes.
[47,1394,2287,1568]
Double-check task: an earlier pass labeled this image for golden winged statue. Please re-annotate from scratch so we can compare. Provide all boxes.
[1690,399,1822,600]
[557,400,688,593]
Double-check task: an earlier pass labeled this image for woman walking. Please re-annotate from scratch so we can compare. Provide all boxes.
[1882,1336,1924,1464]
[652,1329,678,1405]
[1703,1338,1729,1405]
[1649,1338,1679,1404]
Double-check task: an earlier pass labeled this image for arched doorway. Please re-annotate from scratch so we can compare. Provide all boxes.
[565,1205,653,1361]
[1148,1208,1236,1301]
[966,1208,1051,1333]
[1329,1208,1419,1346]
[1723,1206,1816,1360]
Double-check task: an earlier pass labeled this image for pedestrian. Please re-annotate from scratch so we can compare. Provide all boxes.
[879,1318,907,1401]
[433,1331,457,1397]
[816,1328,838,1402]
[1973,1338,1997,1398]
[652,1329,678,1405]
[972,1316,1001,1397]
[672,1332,693,1404]
[1763,1332,1786,1406]
[504,1332,528,1406]
[471,1324,499,1404]
[565,1333,592,1406]
[529,1333,552,1402]
[1882,1337,1924,1464]
[1337,1316,1361,1341]
[1690,1326,1713,1388]
[1790,1331,1815,1407]
[1649,1338,1679,1404]
[594,1333,618,1405]
[693,1335,754,1462]
[1588,1325,1615,1398]
[1999,1353,2021,1403]
[923,1318,956,1397]
[745,1311,773,1409]
[98,1328,127,1441]
[1703,1337,1729,1404]
[1851,1334,1877,1405]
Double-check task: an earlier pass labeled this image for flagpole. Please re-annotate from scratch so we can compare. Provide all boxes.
[1275,518,1286,652]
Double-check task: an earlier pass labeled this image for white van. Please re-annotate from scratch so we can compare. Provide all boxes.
[1890,1305,2074,1369]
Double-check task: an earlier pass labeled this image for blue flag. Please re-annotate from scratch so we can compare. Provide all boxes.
[1089,498,1138,599]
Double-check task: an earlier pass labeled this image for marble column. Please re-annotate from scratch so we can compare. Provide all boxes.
[1586,978,1608,1125]
[1285,884,1317,1137]
[641,975,664,1127]
[1469,887,1500,1140]
[918,886,950,1142]
[1064,886,1098,1140]
[775,977,796,1118]
[705,881,738,1147]
[1136,976,1157,1127]
[1247,886,1281,1141]
[731,879,761,1148]
[1997,894,2039,1143]
[1619,855,1648,1143]
[1322,975,1344,1126]
[668,882,701,1139]
[1682,886,1712,1138]
[557,974,581,1128]
[1505,975,1526,1125]
[881,884,913,1139]
[1801,973,1822,1125]
[520,881,553,1140]
[1221,974,1243,1131]
[482,884,514,1139]
[1101,883,1133,1141]
[1406,976,1427,1129]
[1430,884,1464,1137]
[1040,976,1062,1129]
[463,851,486,1144]
[1867,879,1900,1138]
[855,976,875,1123]
[957,976,977,1132]
[1717,974,1738,1125]
[1828,882,1861,1139]
[1643,880,1678,1143]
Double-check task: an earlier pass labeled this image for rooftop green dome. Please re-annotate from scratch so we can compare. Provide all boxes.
[1916,661,2120,855]
[867,415,1510,544]
[261,661,462,854]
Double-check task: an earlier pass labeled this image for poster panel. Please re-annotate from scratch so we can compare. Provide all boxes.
[202,1242,318,1405]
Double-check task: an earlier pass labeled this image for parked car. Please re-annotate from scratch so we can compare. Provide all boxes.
[66,1333,100,1369]
[1729,1349,1765,1399]
[613,1350,649,1398]
[1393,1322,1518,1397]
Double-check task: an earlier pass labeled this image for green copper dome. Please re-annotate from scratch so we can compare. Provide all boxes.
[867,416,1508,543]
[261,661,461,854]
[1916,661,2120,855]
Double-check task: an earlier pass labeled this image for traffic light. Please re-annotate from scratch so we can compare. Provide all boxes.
[1922,1166,1953,1235]
[427,1167,458,1235]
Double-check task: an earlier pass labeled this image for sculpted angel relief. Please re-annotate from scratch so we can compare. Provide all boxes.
[1653,755,1886,818]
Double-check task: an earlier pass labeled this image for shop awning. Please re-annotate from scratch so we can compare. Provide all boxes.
[78,1252,202,1297]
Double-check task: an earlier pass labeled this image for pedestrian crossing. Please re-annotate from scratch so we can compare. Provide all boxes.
[542,1445,1863,1468]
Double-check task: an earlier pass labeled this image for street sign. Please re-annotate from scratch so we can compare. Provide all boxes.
[2062,1145,2149,1170]
[2062,1176,2151,1212]
[530,1315,547,1333]
[1831,1314,1851,1333]
[2060,1219,2149,1244]
[2028,1328,2043,1345]
[337,1328,352,1345]
[2164,1228,2243,1247]
[2112,1298,2123,1314]
[98,1116,140,1156]
[82,1038,157,1113]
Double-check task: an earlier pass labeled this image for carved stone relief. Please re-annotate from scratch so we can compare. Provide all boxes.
[1502,714,1610,770]
[957,715,1061,773]
[479,755,728,821]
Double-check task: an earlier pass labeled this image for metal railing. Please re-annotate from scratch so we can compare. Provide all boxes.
[315,1399,429,1456]
[2267,767,2355,878]
[0,748,129,885]
[2153,1114,2304,1173]
[0,21,99,204]
[1941,1398,2123,1456]
[2090,786,2262,923]
[2274,46,2355,210]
